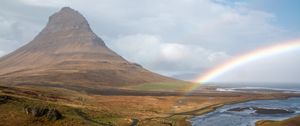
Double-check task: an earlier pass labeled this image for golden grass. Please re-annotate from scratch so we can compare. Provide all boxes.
[256,115,300,126]
[0,85,299,126]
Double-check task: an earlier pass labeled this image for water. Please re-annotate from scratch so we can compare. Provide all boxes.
[191,97,300,126]
[212,83,300,92]
[215,87,300,93]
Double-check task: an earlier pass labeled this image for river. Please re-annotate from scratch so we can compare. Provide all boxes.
[191,97,300,126]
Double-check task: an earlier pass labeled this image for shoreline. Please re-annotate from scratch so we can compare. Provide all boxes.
[255,115,300,126]
[182,94,300,126]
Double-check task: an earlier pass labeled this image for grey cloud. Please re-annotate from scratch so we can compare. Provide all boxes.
[0,50,5,57]
[111,34,230,76]
[0,0,299,83]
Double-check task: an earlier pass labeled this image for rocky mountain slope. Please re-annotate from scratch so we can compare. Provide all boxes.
[0,7,179,88]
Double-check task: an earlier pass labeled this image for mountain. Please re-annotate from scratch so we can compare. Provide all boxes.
[0,7,179,88]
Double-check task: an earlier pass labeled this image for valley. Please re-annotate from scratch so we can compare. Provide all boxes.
[0,84,299,126]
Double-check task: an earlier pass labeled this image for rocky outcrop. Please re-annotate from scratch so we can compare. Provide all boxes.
[0,95,12,104]
[47,109,63,121]
[228,107,295,114]
[24,106,62,120]
[254,107,294,114]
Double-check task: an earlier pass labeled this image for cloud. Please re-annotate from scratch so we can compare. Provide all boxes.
[0,13,41,53]
[161,43,187,61]
[0,0,299,83]
[18,0,69,7]
[111,34,230,76]
[0,50,5,57]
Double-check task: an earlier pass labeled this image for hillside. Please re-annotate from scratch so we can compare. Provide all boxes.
[0,7,181,89]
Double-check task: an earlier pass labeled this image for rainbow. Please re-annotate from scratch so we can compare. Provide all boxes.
[194,39,300,84]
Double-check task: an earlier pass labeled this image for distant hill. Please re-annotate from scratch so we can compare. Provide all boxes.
[0,7,181,89]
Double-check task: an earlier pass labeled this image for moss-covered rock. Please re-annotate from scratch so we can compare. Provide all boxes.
[24,106,62,120]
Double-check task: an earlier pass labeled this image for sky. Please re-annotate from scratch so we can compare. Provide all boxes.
[0,0,300,84]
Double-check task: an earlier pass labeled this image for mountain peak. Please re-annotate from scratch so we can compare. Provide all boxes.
[42,7,91,33]
[0,7,179,88]
[60,7,75,12]
[58,7,81,17]
[24,7,107,52]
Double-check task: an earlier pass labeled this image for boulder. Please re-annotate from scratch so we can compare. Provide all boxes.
[24,106,62,120]
[0,95,15,104]
[0,96,11,104]
[47,109,62,121]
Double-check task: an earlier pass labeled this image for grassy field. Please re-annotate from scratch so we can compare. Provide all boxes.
[0,84,299,126]
[256,115,300,126]
[0,95,114,126]
[123,82,196,91]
